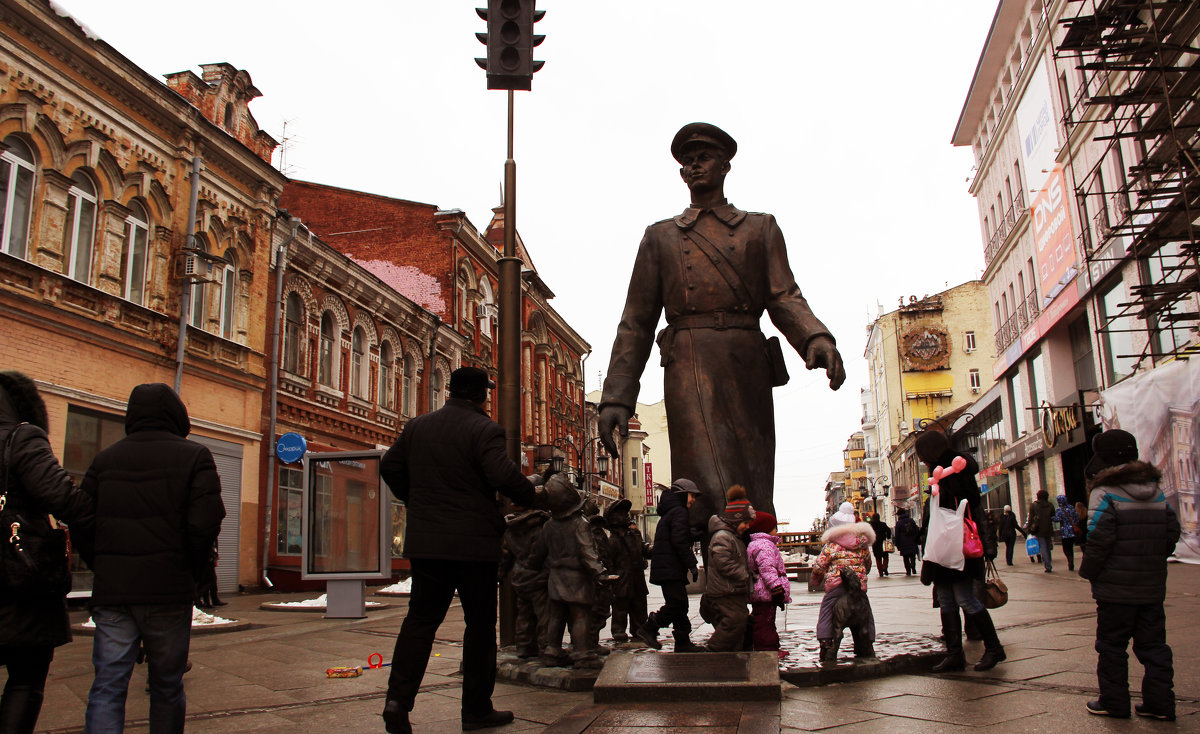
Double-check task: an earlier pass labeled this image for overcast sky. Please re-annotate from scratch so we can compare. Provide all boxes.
[53,0,1000,529]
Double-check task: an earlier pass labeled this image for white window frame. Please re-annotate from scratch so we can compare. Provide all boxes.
[121,202,150,304]
[63,171,98,283]
[283,293,304,375]
[350,326,368,398]
[379,341,395,410]
[402,354,415,416]
[0,137,36,259]
[318,312,337,387]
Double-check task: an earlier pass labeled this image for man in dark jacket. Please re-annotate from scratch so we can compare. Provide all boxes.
[1026,489,1055,572]
[80,383,225,734]
[1079,430,1179,721]
[637,479,702,652]
[379,367,538,734]
[997,505,1021,565]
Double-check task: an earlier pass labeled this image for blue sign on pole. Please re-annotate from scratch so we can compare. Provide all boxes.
[276,432,308,464]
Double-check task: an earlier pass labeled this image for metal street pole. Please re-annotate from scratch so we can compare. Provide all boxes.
[499,90,522,464]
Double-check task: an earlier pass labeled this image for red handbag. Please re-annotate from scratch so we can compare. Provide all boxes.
[963,507,984,559]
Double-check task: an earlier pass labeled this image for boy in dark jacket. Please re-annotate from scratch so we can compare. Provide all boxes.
[1026,489,1055,571]
[605,500,650,643]
[80,383,225,733]
[637,479,702,652]
[1080,430,1179,721]
[699,485,754,652]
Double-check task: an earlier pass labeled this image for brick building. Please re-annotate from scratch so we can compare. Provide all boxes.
[0,2,286,593]
[279,181,604,477]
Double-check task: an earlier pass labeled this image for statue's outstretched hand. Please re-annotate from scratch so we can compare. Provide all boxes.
[804,336,846,390]
[598,404,631,460]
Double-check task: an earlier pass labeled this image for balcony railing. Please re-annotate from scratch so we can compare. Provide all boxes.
[983,191,1027,266]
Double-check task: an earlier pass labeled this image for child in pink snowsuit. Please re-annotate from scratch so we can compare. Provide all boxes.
[746,511,791,653]
[810,502,876,661]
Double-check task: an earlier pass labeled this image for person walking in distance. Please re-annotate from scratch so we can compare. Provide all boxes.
[80,384,225,734]
[0,371,94,734]
[1080,430,1179,721]
[636,479,702,652]
[379,367,540,734]
[1053,494,1080,572]
[1026,489,1055,572]
[997,504,1021,566]
[892,507,920,576]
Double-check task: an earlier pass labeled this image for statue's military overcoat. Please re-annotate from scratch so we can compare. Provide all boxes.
[601,201,833,516]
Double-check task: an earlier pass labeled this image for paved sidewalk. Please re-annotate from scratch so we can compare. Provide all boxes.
[24,559,1200,732]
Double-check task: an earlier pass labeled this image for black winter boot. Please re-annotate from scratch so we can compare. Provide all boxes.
[966,610,1006,671]
[672,633,703,653]
[0,685,46,734]
[817,638,837,664]
[932,609,966,673]
[636,615,662,650]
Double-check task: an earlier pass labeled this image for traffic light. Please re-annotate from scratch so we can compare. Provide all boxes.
[475,0,545,91]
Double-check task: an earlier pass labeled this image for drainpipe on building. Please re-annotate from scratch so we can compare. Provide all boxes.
[173,157,203,393]
[426,315,441,414]
[261,215,306,589]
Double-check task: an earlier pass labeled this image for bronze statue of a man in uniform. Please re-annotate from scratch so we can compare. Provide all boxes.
[598,123,845,518]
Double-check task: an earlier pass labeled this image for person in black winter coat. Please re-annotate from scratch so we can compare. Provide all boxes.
[1026,489,1056,571]
[916,431,1005,674]
[379,367,538,734]
[637,479,702,652]
[892,508,920,576]
[80,383,225,734]
[1079,429,1179,721]
[868,513,892,577]
[997,505,1022,566]
[0,371,94,734]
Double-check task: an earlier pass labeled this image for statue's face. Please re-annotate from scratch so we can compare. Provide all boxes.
[678,145,729,192]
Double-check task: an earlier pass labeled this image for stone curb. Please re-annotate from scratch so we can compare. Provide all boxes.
[71,619,253,636]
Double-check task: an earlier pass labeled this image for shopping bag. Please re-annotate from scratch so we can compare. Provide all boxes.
[923,498,967,571]
[1025,536,1040,557]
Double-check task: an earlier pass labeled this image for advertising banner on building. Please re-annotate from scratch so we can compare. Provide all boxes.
[1016,57,1060,194]
[1032,165,1079,308]
[1099,357,1200,563]
[644,462,654,507]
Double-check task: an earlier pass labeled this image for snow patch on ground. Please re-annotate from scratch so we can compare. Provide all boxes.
[272,593,385,608]
[376,579,412,594]
[83,607,236,629]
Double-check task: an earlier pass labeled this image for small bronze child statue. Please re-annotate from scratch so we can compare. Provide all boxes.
[604,499,651,643]
[498,507,551,658]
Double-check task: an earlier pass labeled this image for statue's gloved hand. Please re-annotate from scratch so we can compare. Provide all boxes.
[804,336,846,390]
[598,404,631,460]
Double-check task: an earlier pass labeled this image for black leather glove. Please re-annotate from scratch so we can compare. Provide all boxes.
[690,568,699,583]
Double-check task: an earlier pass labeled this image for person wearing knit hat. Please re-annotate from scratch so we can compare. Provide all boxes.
[1080,429,1179,720]
[745,511,790,655]
[698,486,755,652]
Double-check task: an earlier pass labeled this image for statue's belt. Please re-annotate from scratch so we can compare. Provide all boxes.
[657,312,760,367]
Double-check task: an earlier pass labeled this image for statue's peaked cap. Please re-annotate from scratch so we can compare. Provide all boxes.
[671,122,737,163]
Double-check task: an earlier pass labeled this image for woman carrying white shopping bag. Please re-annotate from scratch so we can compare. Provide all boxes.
[917,431,1006,673]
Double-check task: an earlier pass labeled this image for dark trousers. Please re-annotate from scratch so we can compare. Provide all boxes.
[750,602,779,651]
[387,559,498,717]
[650,581,690,636]
[901,554,917,575]
[1061,538,1076,570]
[0,645,53,734]
[1003,539,1015,565]
[1095,601,1174,717]
[611,592,648,639]
[513,584,547,654]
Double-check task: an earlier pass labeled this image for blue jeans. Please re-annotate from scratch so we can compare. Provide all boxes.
[935,578,985,615]
[85,604,192,734]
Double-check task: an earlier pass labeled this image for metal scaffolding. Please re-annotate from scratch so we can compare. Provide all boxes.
[1056,0,1200,369]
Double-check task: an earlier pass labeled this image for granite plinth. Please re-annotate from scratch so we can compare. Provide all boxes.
[592,651,780,703]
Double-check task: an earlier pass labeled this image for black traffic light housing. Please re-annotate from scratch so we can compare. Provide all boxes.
[475,0,545,91]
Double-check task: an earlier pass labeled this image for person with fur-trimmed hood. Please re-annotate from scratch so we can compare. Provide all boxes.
[605,499,650,643]
[1079,429,1179,721]
[637,479,702,652]
[699,485,755,652]
[526,475,605,669]
[810,502,876,662]
[498,507,551,659]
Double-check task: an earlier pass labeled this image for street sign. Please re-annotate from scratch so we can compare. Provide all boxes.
[276,432,308,464]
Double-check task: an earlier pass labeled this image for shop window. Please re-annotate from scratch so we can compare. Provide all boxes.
[63,171,98,283]
[277,466,303,555]
[121,201,150,305]
[0,136,35,259]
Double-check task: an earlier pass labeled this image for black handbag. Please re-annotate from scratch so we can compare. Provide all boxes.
[0,425,72,597]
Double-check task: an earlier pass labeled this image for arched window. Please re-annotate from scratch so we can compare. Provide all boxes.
[318,312,336,387]
[121,201,150,304]
[63,170,97,283]
[350,326,367,398]
[379,341,395,410]
[402,354,415,416]
[0,136,35,259]
[220,249,237,340]
[432,369,444,410]
[283,293,304,374]
[478,278,495,335]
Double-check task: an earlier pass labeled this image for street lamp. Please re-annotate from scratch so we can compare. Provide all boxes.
[539,436,609,493]
[861,475,891,519]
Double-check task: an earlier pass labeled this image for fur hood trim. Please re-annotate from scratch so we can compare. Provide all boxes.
[1086,460,1161,492]
[821,521,875,547]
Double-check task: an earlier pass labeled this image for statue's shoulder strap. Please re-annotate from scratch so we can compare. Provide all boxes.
[686,227,752,305]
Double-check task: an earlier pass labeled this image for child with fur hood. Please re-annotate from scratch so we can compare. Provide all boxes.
[810,501,876,661]
[746,510,791,654]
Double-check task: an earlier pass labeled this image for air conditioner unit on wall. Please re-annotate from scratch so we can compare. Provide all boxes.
[971,387,980,394]
[175,249,222,283]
